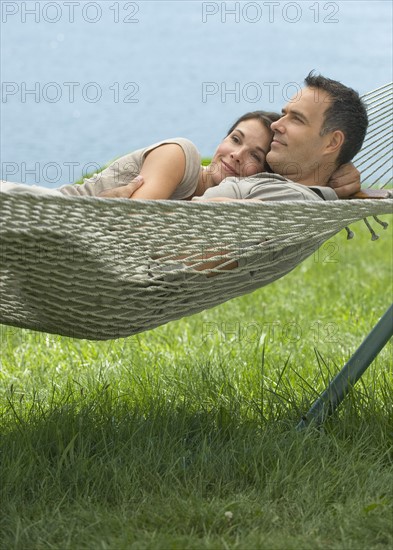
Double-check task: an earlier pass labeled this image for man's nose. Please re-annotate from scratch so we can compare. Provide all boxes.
[271,117,285,133]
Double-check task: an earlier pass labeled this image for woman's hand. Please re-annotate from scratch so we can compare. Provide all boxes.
[328,163,361,198]
[98,176,144,198]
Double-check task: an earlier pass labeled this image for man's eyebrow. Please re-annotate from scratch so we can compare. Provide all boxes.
[281,108,309,123]
[233,128,267,156]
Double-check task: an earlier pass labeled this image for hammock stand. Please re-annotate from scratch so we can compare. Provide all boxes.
[296,82,393,427]
[1,83,392,426]
[296,304,393,429]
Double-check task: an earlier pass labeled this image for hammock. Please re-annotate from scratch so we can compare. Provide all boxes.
[1,84,392,341]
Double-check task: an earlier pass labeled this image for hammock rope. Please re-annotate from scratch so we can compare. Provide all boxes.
[1,195,391,340]
[0,84,392,340]
[354,82,393,187]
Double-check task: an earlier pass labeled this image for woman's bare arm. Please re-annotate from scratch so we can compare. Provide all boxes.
[99,143,187,200]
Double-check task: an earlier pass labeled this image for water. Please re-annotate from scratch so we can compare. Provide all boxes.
[1,0,392,186]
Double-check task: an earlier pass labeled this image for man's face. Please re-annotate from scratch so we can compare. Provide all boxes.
[266,87,333,182]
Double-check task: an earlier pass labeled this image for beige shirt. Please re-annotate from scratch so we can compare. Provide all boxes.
[59,138,202,199]
[193,172,338,202]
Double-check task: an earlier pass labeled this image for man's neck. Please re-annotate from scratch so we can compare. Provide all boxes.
[274,162,337,187]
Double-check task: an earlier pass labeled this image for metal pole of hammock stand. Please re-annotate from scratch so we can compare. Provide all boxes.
[296,303,393,430]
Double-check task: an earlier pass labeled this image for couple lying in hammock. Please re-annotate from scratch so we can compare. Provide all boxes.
[2,73,366,203]
[57,72,367,203]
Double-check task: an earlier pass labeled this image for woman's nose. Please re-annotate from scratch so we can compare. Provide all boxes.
[230,149,243,161]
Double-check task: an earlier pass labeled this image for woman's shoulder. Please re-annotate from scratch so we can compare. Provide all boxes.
[142,137,200,155]
[140,137,201,167]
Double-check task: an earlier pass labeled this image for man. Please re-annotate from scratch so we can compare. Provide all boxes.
[194,72,368,203]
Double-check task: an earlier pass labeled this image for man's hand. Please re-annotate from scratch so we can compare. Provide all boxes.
[98,176,144,198]
[328,162,361,198]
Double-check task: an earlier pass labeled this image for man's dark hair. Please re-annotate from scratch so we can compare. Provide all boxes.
[305,71,368,166]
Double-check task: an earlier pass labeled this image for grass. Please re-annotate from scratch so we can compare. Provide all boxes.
[0,217,392,549]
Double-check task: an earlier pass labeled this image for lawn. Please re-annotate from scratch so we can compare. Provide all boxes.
[0,216,392,549]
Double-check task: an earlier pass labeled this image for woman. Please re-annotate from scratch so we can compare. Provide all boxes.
[58,111,280,200]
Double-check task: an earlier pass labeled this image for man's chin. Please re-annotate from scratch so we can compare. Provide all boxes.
[265,156,284,175]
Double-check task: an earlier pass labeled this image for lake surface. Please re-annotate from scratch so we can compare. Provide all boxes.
[1,0,392,186]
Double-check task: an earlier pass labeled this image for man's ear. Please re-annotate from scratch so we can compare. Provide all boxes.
[324,130,345,155]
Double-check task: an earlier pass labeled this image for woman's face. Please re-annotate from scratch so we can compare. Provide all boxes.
[209,118,272,185]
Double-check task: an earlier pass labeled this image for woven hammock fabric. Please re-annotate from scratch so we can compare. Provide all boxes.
[1,191,392,340]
